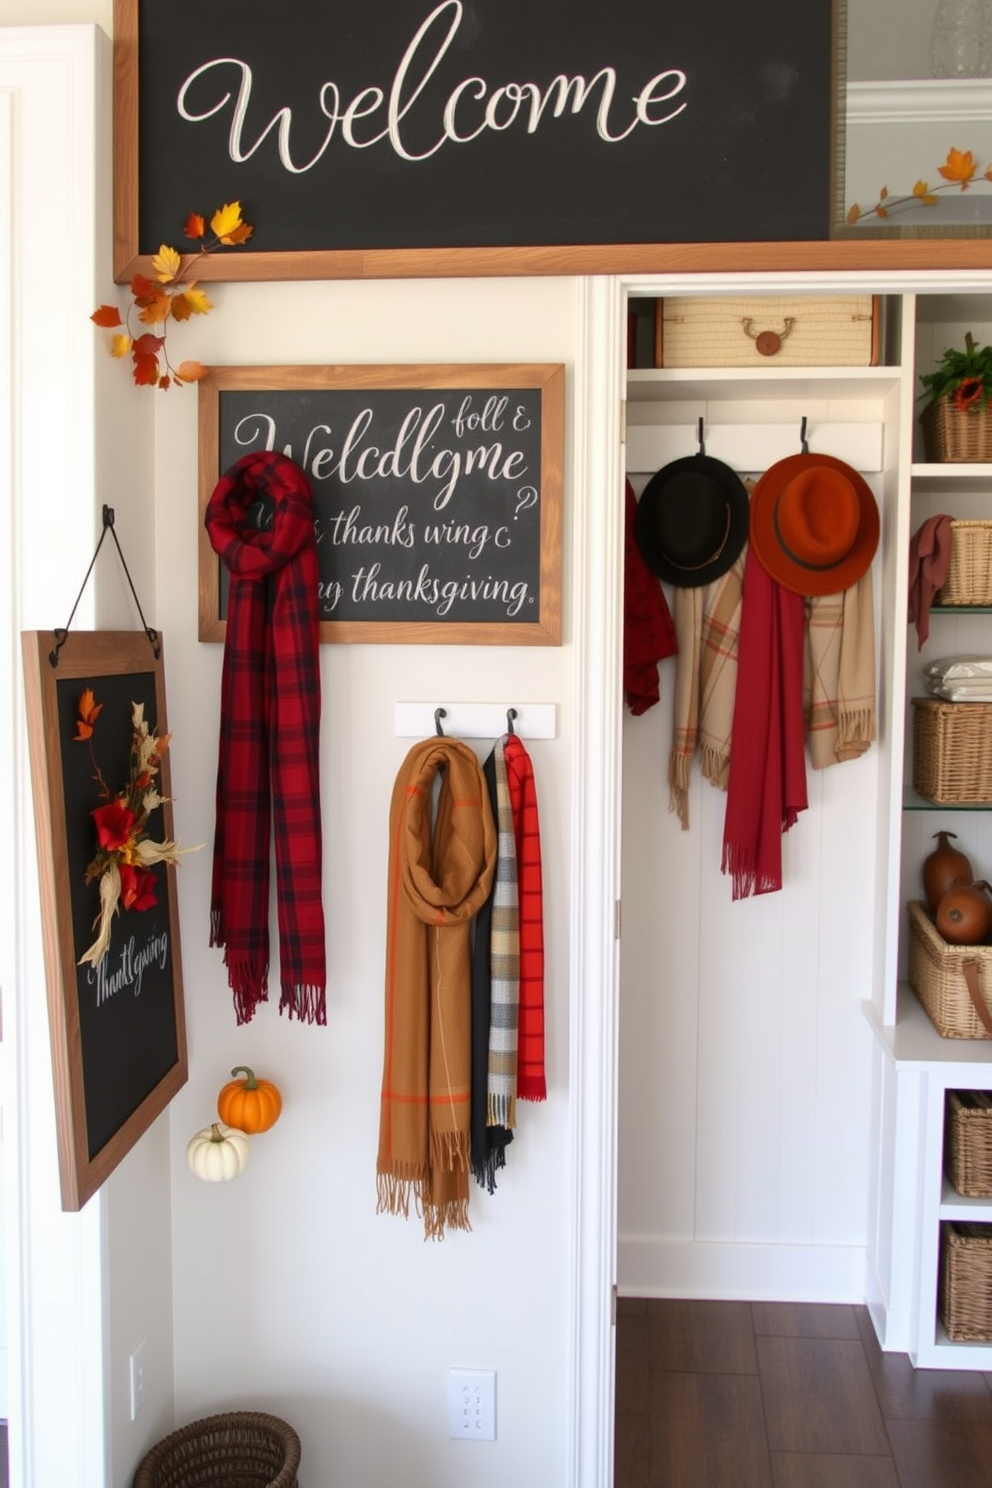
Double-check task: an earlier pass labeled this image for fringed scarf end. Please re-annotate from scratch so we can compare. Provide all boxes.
[487,1093,517,1130]
[722,843,782,902]
[517,1074,547,1102]
[280,981,327,1026]
[471,1142,509,1195]
[422,1198,472,1241]
[431,1128,470,1173]
[225,954,269,1026]
[699,741,730,792]
[667,750,691,831]
[376,1167,422,1218]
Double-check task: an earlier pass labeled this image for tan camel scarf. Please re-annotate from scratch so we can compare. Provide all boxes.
[668,548,746,829]
[377,736,496,1241]
[804,570,877,770]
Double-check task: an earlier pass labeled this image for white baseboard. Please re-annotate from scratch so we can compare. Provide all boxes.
[617,1237,868,1304]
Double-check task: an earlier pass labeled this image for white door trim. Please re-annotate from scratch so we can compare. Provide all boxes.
[570,262,992,1487]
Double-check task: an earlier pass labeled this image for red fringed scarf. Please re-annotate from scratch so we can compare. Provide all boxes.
[502,731,547,1101]
[721,546,808,899]
[204,450,326,1025]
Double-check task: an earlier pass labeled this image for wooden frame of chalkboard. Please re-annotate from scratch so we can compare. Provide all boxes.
[112,0,992,282]
[20,630,189,1211]
[198,363,564,645]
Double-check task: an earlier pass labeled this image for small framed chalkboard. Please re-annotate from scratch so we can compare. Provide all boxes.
[198,363,564,645]
[20,631,189,1211]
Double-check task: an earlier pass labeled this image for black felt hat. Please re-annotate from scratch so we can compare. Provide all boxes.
[634,454,750,588]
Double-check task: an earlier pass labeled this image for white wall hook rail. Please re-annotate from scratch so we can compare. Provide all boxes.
[393,702,557,740]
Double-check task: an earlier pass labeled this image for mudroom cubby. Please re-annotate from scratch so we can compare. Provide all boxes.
[618,288,992,1371]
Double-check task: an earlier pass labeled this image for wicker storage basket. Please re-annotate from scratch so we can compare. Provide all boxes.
[653,295,879,368]
[946,1090,992,1196]
[908,901,992,1039]
[911,696,992,804]
[940,1222,992,1341]
[935,520,992,606]
[922,395,992,463]
[132,1411,301,1488]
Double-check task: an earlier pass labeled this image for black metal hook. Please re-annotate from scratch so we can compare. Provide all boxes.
[434,707,447,736]
[800,416,810,455]
[697,416,706,457]
[507,707,517,735]
[49,505,160,667]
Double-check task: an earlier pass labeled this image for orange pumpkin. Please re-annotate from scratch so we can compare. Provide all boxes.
[216,1066,282,1134]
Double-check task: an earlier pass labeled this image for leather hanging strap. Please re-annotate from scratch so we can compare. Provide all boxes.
[961,959,992,1037]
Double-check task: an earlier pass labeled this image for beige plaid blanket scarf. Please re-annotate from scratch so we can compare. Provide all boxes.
[668,549,746,829]
[804,570,877,768]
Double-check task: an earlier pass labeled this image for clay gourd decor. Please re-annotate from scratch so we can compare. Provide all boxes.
[186,1121,251,1181]
[922,830,974,913]
[936,880,992,945]
[216,1066,283,1134]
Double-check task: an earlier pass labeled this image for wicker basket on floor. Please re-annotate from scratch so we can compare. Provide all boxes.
[922,395,992,463]
[940,1222,992,1341]
[946,1090,992,1196]
[132,1411,301,1488]
[935,520,992,606]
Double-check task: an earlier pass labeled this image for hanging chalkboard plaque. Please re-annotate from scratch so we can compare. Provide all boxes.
[198,363,564,644]
[20,631,189,1211]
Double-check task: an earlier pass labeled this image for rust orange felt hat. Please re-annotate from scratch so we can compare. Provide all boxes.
[748,452,880,596]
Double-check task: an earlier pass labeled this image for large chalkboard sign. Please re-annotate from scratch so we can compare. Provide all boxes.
[198,363,564,644]
[114,0,850,281]
[21,631,188,1211]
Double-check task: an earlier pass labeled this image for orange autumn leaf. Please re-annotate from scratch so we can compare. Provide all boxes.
[74,688,104,741]
[170,287,213,322]
[175,360,208,383]
[846,203,861,224]
[223,220,254,246]
[184,212,206,240]
[111,333,132,359]
[913,179,939,205]
[91,304,122,328]
[876,206,889,218]
[136,289,172,326]
[938,147,977,186]
[879,186,889,200]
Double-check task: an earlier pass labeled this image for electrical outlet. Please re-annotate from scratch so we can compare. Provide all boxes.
[129,1338,147,1420]
[448,1368,496,1440]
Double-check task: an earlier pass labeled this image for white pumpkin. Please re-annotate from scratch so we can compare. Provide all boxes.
[186,1121,251,1182]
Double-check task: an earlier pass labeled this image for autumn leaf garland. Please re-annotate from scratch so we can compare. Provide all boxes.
[847,147,992,226]
[92,202,253,390]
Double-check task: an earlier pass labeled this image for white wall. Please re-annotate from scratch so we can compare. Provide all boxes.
[149,275,577,1488]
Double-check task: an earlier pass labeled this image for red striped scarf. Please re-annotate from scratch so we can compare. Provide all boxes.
[204,450,326,1026]
[502,731,547,1101]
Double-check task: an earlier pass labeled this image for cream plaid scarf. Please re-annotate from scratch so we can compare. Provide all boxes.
[804,570,876,769]
[669,548,747,829]
[488,739,520,1130]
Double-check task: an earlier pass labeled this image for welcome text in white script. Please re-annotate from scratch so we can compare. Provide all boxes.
[177,0,688,171]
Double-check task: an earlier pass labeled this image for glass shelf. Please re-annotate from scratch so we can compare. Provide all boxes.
[928,606,992,616]
[904,787,992,811]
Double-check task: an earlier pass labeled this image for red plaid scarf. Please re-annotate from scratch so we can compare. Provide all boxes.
[502,731,546,1101]
[205,450,326,1026]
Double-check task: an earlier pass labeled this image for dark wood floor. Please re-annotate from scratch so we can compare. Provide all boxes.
[616,1298,992,1488]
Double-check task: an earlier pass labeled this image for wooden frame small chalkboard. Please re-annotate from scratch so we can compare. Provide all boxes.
[198,362,564,645]
[20,630,189,1211]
